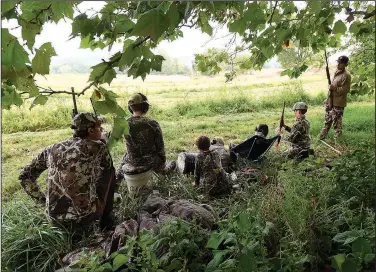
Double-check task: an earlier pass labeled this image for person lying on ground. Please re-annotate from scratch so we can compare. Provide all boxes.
[194,135,234,197]
[278,102,312,160]
[229,124,270,150]
[19,112,116,231]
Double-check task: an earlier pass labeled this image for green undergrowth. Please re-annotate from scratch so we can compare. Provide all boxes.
[3,146,374,271]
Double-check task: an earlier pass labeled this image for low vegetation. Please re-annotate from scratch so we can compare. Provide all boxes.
[2,74,375,271]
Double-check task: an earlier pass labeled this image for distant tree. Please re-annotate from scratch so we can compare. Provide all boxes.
[277,44,323,70]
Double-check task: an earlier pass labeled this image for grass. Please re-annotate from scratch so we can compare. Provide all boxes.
[1,72,375,271]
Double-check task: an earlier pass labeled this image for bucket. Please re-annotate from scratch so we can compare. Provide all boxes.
[123,169,153,197]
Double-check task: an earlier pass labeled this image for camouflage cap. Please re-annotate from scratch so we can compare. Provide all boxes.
[212,136,224,145]
[128,93,149,106]
[71,112,104,131]
[291,102,308,111]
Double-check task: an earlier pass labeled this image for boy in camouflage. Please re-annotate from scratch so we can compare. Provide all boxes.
[116,93,167,179]
[19,112,115,230]
[194,136,232,197]
[278,102,311,160]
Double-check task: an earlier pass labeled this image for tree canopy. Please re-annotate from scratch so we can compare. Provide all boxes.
[1,1,375,146]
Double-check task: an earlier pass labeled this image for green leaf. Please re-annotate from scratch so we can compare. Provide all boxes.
[333,231,362,244]
[30,95,48,109]
[352,238,372,254]
[342,259,359,272]
[261,46,274,58]
[2,2,17,17]
[19,21,42,51]
[206,250,230,272]
[112,254,128,271]
[103,68,116,85]
[166,3,180,31]
[206,231,223,249]
[151,55,165,72]
[236,213,249,232]
[239,247,257,272]
[89,63,108,82]
[131,9,169,41]
[118,45,142,70]
[31,42,57,75]
[80,36,106,50]
[136,59,151,79]
[364,254,375,264]
[108,117,129,149]
[332,20,347,34]
[51,2,75,23]
[1,29,30,69]
[93,101,114,115]
[310,1,321,14]
[331,254,345,271]
[228,18,246,35]
[99,262,113,271]
[349,21,360,35]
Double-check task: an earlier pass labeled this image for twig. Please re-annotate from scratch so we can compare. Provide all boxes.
[320,140,342,155]
[268,1,279,24]
[345,8,375,19]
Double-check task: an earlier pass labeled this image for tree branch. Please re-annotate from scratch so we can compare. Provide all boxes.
[346,8,375,19]
[268,1,279,24]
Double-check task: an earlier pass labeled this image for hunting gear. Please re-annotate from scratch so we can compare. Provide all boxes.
[275,102,285,152]
[19,112,116,230]
[278,102,312,160]
[320,55,351,138]
[116,93,169,196]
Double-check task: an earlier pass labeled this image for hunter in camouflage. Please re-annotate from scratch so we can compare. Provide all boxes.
[19,112,115,230]
[320,55,352,138]
[195,136,232,197]
[117,93,166,178]
[280,102,311,159]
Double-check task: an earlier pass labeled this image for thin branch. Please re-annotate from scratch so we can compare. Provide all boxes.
[346,7,376,19]
[36,85,76,95]
[268,1,279,24]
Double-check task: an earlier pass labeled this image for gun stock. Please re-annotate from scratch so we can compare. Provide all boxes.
[275,101,285,149]
[324,50,333,110]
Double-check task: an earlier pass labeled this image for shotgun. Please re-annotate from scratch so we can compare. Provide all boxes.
[324,50,333,110]
[275,101,285,150]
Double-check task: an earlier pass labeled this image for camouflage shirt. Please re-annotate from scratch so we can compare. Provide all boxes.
[194,150,230,196]
[118,116,166,175]
[285,116,311,150]
[19,137,113,225]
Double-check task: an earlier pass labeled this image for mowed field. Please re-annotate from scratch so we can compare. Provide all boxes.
[2,69,374,200]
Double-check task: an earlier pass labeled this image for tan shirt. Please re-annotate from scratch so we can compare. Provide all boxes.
[328,69,351,108]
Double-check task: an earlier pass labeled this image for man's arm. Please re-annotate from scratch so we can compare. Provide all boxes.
[18,148,49,203]
[285,123,302,143]
[334,74,351,95]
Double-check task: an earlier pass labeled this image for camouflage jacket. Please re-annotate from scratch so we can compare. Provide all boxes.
[19,137,114,225]
[194,150,230,196]
[285,116,311,150]
[118,116,166,175]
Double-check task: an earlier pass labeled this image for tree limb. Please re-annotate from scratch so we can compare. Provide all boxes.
[268,1,279,24]
[346,8,375,19]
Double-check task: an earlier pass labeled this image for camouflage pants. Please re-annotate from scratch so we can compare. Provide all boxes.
[320,106,344,137]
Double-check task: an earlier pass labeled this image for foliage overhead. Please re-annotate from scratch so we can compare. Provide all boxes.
[1,1,375,146]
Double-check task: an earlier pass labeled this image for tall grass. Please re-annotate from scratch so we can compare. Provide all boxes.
[1,195,72,272]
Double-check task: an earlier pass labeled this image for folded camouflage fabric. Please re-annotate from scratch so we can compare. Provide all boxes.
[60,193,217,267]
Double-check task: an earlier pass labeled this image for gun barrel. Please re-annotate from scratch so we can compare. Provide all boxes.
[71,87,78,117]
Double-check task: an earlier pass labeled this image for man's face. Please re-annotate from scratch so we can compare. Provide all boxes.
[337,63,346,70]
[88,125,103,140]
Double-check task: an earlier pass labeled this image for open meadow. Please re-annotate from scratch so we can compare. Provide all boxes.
[2,70,375,271]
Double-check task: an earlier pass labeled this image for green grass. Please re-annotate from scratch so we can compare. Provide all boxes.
[2,74,375,271]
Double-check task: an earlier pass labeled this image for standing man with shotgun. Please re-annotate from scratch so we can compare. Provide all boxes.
[320,54,351,139]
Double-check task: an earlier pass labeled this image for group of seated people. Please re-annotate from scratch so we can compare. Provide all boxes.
[18,92,312,232]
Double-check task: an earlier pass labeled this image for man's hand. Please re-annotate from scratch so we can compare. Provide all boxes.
[323,98,328,105]
[329,84,335,91]
[277,129,283,135]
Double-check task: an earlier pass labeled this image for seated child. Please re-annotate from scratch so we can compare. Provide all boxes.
[278,102,312,160]
[194,136,233,197]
